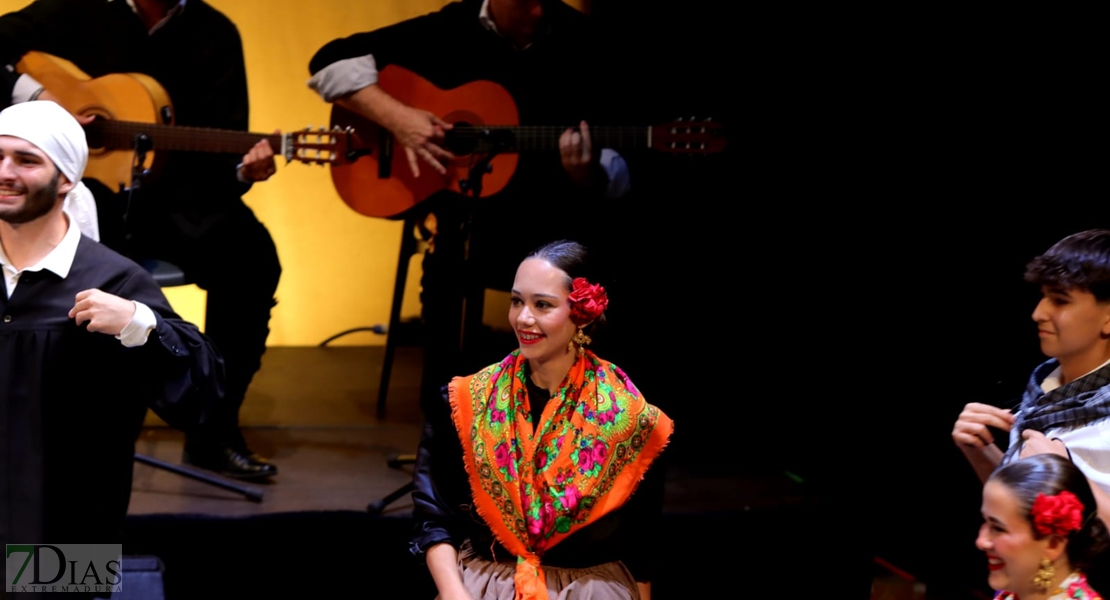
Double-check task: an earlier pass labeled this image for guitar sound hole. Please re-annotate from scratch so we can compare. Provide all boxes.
[443,121,477,156]
[81,109,114,152]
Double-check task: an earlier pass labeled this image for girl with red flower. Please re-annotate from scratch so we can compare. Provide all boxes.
[977,454,1110,599]
[409,240,673,600]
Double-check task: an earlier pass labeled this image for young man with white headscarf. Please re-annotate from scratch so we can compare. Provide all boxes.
[0,100,224,553]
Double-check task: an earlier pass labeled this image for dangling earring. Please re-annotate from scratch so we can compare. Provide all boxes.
[1032,557,1055,592]
[568,327,592,357]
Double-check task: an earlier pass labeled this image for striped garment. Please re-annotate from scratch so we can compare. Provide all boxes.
[1005,359,1110,462]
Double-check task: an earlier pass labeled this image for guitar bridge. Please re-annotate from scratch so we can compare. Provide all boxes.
[378,127,392,178]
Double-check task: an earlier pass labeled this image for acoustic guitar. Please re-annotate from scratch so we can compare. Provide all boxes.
[328,65,728,220]
[15,51,344,191]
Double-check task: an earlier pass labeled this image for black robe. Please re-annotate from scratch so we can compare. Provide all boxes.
[0,235,223,550]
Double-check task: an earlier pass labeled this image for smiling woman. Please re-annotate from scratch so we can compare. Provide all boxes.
[977,454,1110,600]
[410,239,673,600]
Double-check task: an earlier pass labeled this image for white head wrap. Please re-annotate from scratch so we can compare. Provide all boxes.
[0,100,100,240]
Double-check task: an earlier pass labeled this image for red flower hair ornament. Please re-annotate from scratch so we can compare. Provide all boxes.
[567,277,608,326]
[1031,491,1085,537]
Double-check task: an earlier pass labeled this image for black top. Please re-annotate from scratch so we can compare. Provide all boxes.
[409,375,666,582]
[0,235,223,549]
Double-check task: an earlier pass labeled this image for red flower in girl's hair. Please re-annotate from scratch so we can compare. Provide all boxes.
[567,278,608,326]
[1031,491,1085,537]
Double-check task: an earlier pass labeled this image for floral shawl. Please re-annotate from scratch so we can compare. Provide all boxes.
[448,350,673,600]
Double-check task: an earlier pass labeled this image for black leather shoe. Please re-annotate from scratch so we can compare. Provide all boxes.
[183,445,278,481]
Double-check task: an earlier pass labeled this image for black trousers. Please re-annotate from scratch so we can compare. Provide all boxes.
[93,180,282,451]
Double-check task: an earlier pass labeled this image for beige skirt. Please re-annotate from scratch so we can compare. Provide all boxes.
[437,541,642,600]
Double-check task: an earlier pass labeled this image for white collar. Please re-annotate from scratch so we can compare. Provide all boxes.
[0,213,82,281]
[479,0,498,34]
[478,0,535,49]
[1042,356,1110,393]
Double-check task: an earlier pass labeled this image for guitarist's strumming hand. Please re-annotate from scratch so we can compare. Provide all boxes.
[239,133,278,182]
[389,104,455,178]
[334,82,455,178]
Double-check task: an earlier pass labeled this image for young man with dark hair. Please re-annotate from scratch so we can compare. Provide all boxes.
[953,228,1110,525]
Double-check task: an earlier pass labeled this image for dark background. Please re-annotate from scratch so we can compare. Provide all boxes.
[586,2,1106,597]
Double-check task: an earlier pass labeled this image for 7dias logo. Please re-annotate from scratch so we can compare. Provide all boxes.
[5,544,122,595]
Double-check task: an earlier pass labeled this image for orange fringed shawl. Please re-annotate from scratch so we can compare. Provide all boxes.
[448,350,673,600]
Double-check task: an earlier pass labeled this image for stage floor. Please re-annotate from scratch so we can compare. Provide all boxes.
[128,345,782,517]
[116,345,853,599]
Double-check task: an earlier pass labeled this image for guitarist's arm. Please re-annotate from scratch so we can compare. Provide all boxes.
[1,65,45,109]
[1,0,93,108]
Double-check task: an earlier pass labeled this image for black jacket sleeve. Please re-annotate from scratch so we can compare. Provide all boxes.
[618,450,668,582]
[308,2,465,77]
[409,385,471,559]
[1,64,17,108]
[93,244,226,433]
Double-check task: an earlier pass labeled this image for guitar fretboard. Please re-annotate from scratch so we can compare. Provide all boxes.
[449,126,651,153]
[84,120,282,155]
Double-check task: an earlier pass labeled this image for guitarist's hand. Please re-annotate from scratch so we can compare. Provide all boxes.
[390,105,455,178]
[239,134,278,182]
[560,120,596,187]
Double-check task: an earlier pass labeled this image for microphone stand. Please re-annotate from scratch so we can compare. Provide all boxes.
[455,128,510,357]
[366,129,510,515]
[119,133,153,255]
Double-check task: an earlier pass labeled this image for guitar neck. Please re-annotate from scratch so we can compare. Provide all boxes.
[455,125,651,153]
[85,119,282,156]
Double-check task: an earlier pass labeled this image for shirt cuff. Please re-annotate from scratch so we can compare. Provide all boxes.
[13,74,44,103]
[117,301,157,347]
[307,55,379,102]
[600,148,631,198]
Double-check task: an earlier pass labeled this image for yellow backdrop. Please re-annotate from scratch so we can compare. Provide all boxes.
[0,0,585,346]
